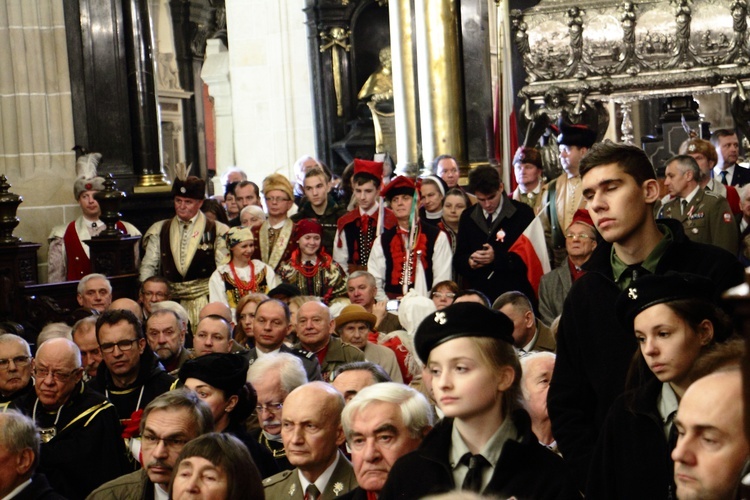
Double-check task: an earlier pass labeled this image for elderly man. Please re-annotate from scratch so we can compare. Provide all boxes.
[660,154,738,254]
[247,352,309,471]
[140,175,230,327]
[71,317,103,380]
[138,276,170,319]
[87,390,213,500]
[76,273,112,312]
[332,361,391,404]
[0,335,33,405]
[0,411,65,499]
[11,338,128,499]
[89,310,175,430]
[263,382,358,498]
[494,291,556,353]
[47,158,140,283]
[296,301,364,382]
[335,305,402,382]
[672,369,749,500]
[145,309,190,374]
[520,352,557,450]
[340,383,433,499]
[346,271,401,334]
[243,299,321,381]
[538,209,597,325]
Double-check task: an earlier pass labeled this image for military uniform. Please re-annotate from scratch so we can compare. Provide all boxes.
[658,188,739,255]
[262,451,358,499]
[296,336,365,383]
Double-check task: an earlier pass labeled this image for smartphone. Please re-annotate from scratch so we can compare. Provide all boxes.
[386,299,400,312]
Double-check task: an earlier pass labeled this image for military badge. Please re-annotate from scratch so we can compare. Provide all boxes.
[333,482,344,496]
[288,483,295,496]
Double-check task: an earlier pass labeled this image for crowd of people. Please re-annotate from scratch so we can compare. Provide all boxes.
[0,126,748,499]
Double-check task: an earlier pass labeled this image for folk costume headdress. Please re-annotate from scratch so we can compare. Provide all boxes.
[73,151,105,200]
[172,163,205,200]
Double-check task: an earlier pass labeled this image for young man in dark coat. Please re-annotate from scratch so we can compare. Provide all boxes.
[547,141,745,491]
[454,165,535,304]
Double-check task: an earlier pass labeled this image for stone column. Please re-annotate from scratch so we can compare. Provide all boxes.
[388,0,420,176]
[201,40,235,196]
[414,0,465,172]
[123,0,169,190]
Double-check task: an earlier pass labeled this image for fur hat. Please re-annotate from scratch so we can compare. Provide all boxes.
[172,176,206,200]
[262,173,294,201]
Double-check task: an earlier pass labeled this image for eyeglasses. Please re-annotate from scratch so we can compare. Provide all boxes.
[255,402,283,414]
[141,432,189,452]
[565,233,592,240]
[0,356,30,371]
[33,367,80,382]
[142,291,168,299]
[432,292,456,299]
[265,196,291,203]
[99,339,139,353]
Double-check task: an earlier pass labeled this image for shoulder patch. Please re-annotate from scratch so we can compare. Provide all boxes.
[703,190,720,199]
[723,212,733,223]
[262,469,292,487]
[292,348,316,359]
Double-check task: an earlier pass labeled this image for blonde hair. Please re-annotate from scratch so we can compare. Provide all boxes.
[467,337,523,418]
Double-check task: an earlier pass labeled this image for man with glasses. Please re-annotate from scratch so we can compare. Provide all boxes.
[88,389,213,500]
[254,174,297,271]
[89,310,175,436]
[138,276,170,319]
[247,352,309,471]
[0,334,33,405]
[538,209,597,325]
[243,299,321,382]
[11,338,129,499]
[140,176,229,327]
[454,165,536,304]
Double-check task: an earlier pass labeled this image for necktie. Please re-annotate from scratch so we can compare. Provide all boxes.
[667,412,678,450]
[486,212,493,228]
[360,214,370,233]
[625,263,650,286]
[720,170,729,185]
[681,199,688,215]
[305,484,320,500]
[461,453,489,492]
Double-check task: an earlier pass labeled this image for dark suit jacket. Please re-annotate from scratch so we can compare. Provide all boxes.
[730,164,750,187]
[15,474,67,500]
[454,194,535,303]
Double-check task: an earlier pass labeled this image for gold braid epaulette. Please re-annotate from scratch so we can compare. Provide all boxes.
[60,401,114,432]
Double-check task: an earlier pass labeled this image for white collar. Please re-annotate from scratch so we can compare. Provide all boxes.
[359,202,379,216]
[521,325,539,353]
[2,479,32,500]
[683,185,701,205]
[297,452,340,495]
[482,197,504,220]
[154,483,169,500]
[256,347,281,357]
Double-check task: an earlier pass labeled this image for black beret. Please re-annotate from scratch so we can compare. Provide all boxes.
[615,273,715,328]
[178,353,249,396]
[267,283,302,299]
[413,302,514,363]
[557,122,597,149]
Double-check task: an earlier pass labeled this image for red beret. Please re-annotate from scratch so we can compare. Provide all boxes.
[381,175,416,200]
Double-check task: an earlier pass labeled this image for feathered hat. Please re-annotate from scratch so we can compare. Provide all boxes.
[73,152,105,200]
[172,162,205,200]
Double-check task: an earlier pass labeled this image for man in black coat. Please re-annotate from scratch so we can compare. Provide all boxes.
[454,165,535,304]
[547,142,745,491]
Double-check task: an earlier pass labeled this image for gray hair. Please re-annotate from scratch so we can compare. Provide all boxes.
[37,322,73,345]
[0,410,40,473]
[147,308,186,333]
[72,316,97,339]
[240,205,266,222]
[333,361,391,384]
[0,334,31,356]
[347,271,377,290]
[342,382,433,441]
[77,273,111,296]
[150,301,189,331]
[140,389,214,437]
[667,154,702,182]
[247,352,308,394]
[36,338,82,369]
[519,351,556,402]
[492,291,534,315]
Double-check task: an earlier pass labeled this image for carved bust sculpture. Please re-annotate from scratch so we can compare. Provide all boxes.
[358,47,393,102]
